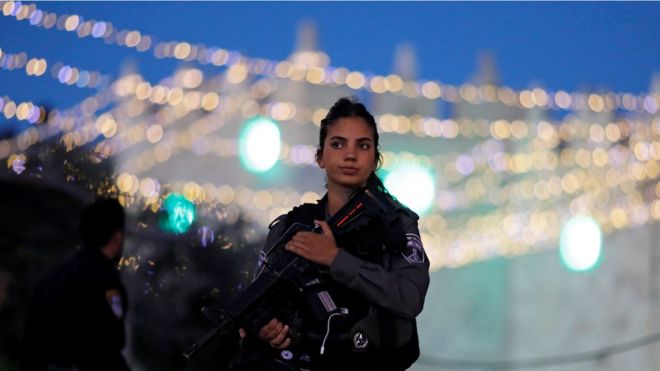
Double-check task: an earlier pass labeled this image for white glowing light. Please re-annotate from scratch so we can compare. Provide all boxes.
[559,216,602,272]
[239,117,281,173]
[384,164,435,215]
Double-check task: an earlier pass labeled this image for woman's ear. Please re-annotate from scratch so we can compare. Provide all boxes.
[316,149,325,169]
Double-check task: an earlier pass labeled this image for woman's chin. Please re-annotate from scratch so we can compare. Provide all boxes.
[329,179,365,191]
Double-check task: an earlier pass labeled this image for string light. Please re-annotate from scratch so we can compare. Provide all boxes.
[0,45,112,90]
[7,74,657,196]
[0,95,46,124]
[106,168,660,270]
[2,4,659,270]
[4,72,658,198]
[117,134,658,230]
[3,1,658,114]
[94,78,656,251]
[0,88,115,158]
[2,96,657,272]
[2,60,656,180]
[142,158,655,270]
[103,73,660,146]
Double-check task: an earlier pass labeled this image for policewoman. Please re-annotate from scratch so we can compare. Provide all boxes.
[231,97,430,371]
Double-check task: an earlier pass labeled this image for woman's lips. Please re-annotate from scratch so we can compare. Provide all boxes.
[339,166,359,175]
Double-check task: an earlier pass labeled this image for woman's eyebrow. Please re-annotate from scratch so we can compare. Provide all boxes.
[329,136,373,142]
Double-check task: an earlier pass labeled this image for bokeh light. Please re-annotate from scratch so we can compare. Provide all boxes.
[559,216,602,272]
[160,193,196,234]
[384,164,435,215]
[239,116,281,173]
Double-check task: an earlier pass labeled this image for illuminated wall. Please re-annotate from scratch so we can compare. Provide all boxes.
[413,224,660,371]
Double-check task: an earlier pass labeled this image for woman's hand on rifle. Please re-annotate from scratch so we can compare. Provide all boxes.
[253,318,290,349]
[286,220,339,266]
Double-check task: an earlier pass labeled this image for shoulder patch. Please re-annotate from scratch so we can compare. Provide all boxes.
[401,233,425,264]
[105,289,123,318]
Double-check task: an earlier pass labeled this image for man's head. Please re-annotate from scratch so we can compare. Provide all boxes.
[80,198,125,260]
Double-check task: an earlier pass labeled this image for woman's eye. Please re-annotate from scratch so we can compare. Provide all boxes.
[331,142,343,149]
[360,143,371,150]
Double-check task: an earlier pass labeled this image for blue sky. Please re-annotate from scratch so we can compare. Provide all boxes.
[1,1,659,129]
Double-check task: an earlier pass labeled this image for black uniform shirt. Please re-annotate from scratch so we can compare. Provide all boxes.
[21,247,129,371]
[242,195,430,371]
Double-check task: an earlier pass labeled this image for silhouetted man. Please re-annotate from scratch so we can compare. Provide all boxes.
[21,198,130,371]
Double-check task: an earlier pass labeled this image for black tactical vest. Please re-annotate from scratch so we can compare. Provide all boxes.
[275,196,420,371]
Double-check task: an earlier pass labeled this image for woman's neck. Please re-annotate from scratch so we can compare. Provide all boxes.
[326,183,360,216]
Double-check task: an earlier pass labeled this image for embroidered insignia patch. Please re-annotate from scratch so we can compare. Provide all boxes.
[105,289,123,319]
[401,233,425,264]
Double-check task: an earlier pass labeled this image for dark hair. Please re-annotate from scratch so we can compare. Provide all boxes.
[316,97,386,190]
[80,198,125,248]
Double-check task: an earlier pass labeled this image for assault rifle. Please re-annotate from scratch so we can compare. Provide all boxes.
[183,185,397,359]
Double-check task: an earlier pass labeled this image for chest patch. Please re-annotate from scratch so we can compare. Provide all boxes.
[401,233,425,264]
[105,289,123,319]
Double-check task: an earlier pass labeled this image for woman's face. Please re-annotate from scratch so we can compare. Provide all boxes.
[317,117,377,191]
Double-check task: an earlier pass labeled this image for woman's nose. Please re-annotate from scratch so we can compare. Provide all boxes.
[344,146,357,160]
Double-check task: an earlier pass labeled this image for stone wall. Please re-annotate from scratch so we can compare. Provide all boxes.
[412,223,660,371]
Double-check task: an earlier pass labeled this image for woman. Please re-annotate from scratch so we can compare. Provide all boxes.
[231,97,430,371]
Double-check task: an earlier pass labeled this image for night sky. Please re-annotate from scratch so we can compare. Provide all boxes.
[1,1,659,121]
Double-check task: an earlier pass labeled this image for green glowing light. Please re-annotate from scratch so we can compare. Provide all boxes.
[160,193,196,234]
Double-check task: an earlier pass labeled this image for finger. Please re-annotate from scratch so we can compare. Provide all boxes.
[276,337,292,349]
[260,318,281,339]
[287,241,305,253]
[289,243,310,259]
[270,325,289,347]
[270,325,289,346]
[291,232,313,243]
[259,326,270,340]
[315,220,333,236]
[267,321,284,339]
[265,318,280,331]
